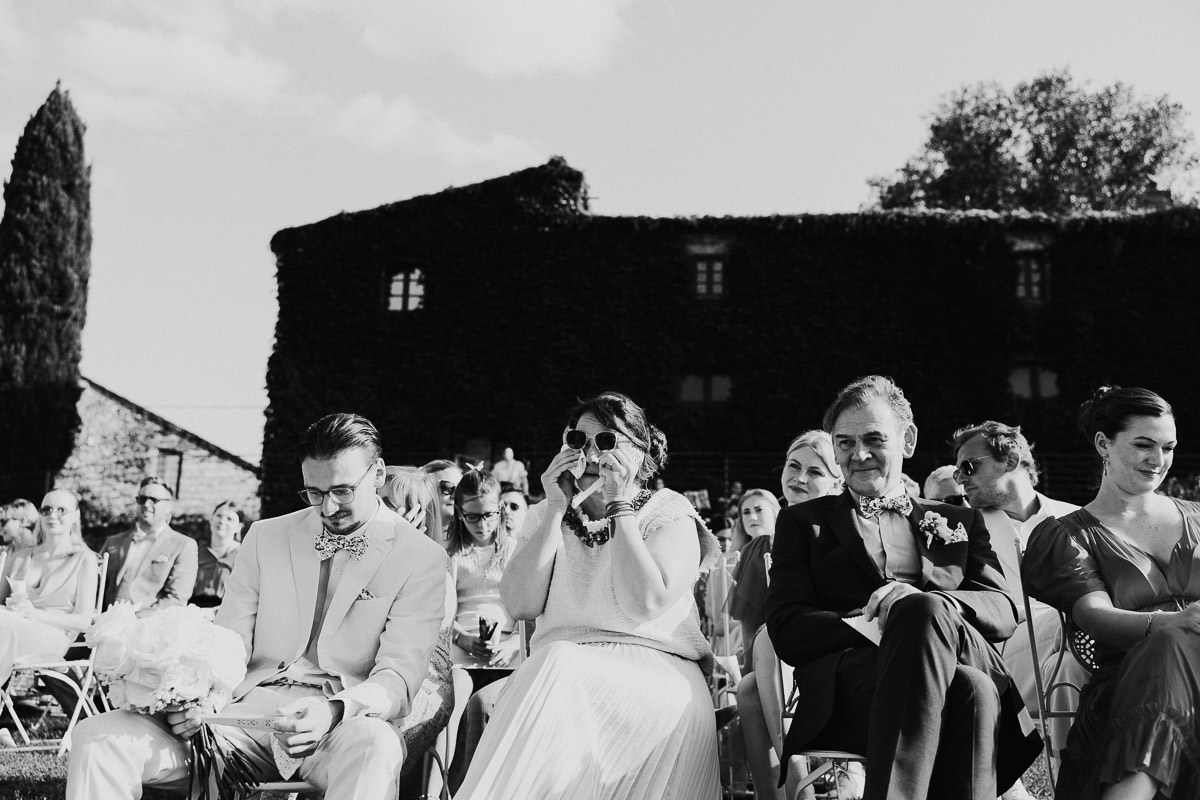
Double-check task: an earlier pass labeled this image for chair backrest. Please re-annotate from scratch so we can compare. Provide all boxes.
[0,548,8,587]
[92,551,109,620]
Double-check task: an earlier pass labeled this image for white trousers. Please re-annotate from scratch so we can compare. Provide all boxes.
[65,685,406,800]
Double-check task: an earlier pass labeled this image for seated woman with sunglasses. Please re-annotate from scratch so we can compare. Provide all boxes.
[0,489,98,694]
[455,391,721,800]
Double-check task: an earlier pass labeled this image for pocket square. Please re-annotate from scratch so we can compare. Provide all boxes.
[356,588,376,601]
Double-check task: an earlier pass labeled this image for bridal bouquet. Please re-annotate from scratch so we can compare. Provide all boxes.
[88,603,261,799]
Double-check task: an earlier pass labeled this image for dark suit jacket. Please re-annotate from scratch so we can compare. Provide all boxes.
[764,491,1023,759]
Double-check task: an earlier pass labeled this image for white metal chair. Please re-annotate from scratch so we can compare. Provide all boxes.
[1025,592,1092,787]
[0,551,111,755]
[764,551,867,799]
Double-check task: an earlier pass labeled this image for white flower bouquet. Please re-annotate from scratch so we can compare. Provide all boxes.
[88,602,261,799]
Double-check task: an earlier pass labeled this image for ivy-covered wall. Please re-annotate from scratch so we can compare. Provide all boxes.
[262,158,1200,515]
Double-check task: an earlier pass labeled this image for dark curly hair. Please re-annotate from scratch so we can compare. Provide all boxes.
[566,391,668,483]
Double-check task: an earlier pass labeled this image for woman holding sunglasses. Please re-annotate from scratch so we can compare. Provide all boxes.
[0,489,98,697]
[454,391,721,800]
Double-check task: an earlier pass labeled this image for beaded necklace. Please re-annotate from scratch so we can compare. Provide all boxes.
[564,489,654,547]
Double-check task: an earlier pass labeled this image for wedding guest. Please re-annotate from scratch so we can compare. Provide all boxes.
[99,478,197,611]
[1023,386,1200,800]
[498,483,529,540]
[2,499,39,551]
[423,459,463,546]
[923,465,965,505]
[189,500,243,608]
[953,421,1080,800]
[68,413,447,800]
[734,431,846,800]
[766,375,1041,800]
[0,489,98,688]
[455,391,721,799]
[491,447,529,494]
[379,466,456,799]
[445,469,523,792]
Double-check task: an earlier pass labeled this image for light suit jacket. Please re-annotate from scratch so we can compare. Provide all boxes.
[101,526,198,610]
[215,503,448,724]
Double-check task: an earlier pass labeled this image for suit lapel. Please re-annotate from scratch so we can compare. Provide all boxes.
[828,493,887,584]
[909,499,935,586]
[322,509,398,634]
[289,510,321,656]
[911,499,966,590]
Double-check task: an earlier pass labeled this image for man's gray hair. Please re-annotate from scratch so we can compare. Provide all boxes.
[822,375,914,433]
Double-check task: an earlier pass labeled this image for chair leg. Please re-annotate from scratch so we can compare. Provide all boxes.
[1,687,33,745]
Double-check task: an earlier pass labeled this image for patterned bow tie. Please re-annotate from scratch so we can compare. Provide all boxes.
[314,529,368,561]
[857,494,914,519]
[131,530,152,544]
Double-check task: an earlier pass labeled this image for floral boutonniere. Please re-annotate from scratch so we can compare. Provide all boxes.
[919,511,969,548]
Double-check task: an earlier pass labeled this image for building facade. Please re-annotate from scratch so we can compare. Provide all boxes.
[262,158,1200,514]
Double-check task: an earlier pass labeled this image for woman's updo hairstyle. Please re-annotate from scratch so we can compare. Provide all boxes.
[1078,385,1173,445]
[566,391,668,484]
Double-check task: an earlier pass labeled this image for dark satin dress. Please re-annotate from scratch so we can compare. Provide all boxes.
[1022,498,1200,800]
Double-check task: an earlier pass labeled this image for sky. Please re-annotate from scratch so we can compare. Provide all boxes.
[2,1,1198,463]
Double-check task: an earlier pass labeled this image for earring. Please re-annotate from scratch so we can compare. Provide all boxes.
[1102,452,1110,476]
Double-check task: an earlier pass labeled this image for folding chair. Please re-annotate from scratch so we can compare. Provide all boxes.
[1025,593,1093,787]
[0,551,111,755]
[764,551,866,799]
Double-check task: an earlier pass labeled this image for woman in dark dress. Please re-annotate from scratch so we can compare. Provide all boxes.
[1023,386,1200,800]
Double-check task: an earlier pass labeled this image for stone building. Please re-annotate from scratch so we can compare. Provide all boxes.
[262,158,1200,514]
[54,377,260,542]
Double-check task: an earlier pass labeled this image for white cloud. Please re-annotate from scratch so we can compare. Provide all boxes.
[58,17,289,125]
[331,92,542,168]
[356,0,632,77]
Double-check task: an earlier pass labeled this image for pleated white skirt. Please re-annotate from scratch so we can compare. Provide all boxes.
[454,639,720,800]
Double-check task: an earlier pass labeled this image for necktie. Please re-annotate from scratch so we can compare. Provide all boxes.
[313,529,368,561]
[858,494,914,519]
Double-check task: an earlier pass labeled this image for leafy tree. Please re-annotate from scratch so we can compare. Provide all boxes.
[871,69,1198,212]
[0,84,91,500]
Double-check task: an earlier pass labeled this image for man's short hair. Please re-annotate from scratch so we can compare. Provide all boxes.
[822,375,914,433]
[952,420,1039,487]
[299,413,382,463]
[138,476,175,500]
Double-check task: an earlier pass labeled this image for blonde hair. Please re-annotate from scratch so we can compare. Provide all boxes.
[34,490,84,549]
[784,430,843,481]
[732,489,781,545]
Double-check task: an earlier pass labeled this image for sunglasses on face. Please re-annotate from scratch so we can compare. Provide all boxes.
[954,455,996,480]
[460,510,500,524]
[135,495,170,506]
[439,481,457,498]
[39,505,72,518]
[563,429,640,452]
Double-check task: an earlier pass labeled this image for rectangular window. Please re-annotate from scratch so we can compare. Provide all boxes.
[679,374,732,403]
[156,450,183,497]
[388,269,425,311]
[1015,252,1048,302]
[695,259,725,298]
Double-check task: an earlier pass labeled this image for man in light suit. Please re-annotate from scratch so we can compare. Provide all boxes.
[765,376,1041,800]
[68,413,448,800]
[100,477,198,610]
[953,420,1082,779]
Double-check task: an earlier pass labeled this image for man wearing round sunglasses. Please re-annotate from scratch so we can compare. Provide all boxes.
[69,413,447,800]
[99,477,197,611]
[952,420,1082,790]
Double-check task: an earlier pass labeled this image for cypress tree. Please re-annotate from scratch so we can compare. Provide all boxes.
[0,83,91,500]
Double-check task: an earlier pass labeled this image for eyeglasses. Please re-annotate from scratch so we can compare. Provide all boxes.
[438,481,457,498]
[953,455,997,480]
[460,510,500,524]
[563,429,642,452]
[135,495,171,506]
[939,495,967,506]
[39,506,72,517]
[297,462,377,507]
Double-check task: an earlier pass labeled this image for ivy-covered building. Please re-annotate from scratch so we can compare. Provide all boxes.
[262,158,1200,515]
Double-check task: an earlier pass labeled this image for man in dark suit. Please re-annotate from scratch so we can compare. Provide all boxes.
[765,375,1041,800]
